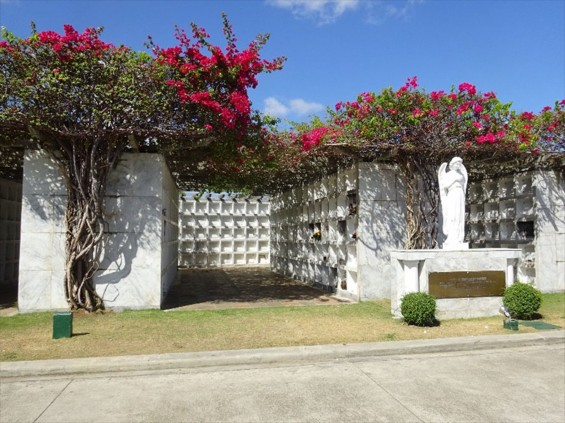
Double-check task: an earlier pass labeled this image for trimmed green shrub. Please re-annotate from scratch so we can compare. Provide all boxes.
[503,282,542,320]
[400,292,437,326]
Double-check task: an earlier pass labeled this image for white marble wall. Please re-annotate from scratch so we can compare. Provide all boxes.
[18,151,68,311]
[534,170,565,292]
[18,151,178,312]
[357,162,406,299]
[0,178,22,287]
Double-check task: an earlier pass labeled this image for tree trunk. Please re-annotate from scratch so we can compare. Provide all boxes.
[51,136,123,311]
[398,156,441,250]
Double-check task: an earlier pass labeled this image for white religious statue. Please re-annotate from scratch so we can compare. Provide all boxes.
[438,157,469,249]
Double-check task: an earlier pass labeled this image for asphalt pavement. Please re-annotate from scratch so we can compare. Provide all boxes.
[1,331,564,423]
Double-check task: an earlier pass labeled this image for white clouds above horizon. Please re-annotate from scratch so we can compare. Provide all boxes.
[266,0,359,25]
[263,97,324,118]
[266,0,423,25]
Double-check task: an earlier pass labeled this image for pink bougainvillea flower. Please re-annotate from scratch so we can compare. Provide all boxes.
[301,126,329,152]
[458,82,477,95]
[407,76,418,88]
[229,91,250,114]
[477,133,496,143]
[456,102,471,115]
[430,91,445,101]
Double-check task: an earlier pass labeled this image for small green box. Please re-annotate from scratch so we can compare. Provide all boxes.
[503,319,519,331]
[53,312,73,339]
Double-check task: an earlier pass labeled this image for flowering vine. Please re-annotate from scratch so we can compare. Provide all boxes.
[150,13,285,136]
[0,17,284,311]
[266,77,563,249]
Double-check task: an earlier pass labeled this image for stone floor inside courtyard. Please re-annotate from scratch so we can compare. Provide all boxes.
[163,267,352,311]
[0,267,352,315]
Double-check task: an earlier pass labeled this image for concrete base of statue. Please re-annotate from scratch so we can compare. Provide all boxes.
[442,242,469,250]
[390,248,521,320]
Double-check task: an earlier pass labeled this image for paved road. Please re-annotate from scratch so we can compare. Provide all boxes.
[2,341,564,423]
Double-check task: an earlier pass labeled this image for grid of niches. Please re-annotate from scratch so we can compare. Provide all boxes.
[0,180,22,286]
[466,172,536,279]
[270,166,359,297]
[178,197,270,267]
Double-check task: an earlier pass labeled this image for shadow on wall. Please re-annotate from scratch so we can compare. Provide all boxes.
[92,155,164,307]
[359,164,407,259]
[19,151,164,310]
[356,163,408,299]
[535,169,565,232]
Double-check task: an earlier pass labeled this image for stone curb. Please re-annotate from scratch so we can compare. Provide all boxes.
[1,330,563,378]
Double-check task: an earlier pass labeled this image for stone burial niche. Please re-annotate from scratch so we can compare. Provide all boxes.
[18,150,179,312]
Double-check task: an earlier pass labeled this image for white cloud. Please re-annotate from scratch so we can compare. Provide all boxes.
[267,0,359,25]
[267,0,423,25]
[263,97,324,118]
[289,99,325,115]
[264,97,290,117]
[384,0,424,18]
[365,0,424,24]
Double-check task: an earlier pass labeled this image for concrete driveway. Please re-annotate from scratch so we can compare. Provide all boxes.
[2,338,564,423]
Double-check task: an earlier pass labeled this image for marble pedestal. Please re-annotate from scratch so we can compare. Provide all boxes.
[390,249,521,319]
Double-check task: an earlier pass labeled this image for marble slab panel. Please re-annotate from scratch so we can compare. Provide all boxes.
[104,196,162,234]
[97,232,162,272]
[18,270,65,312]
[106,154,163,197]
[95,267,161,309]
[359,163,398,201]
[22,150,66,195]
[436,297,503,319]
[19,232,55,271]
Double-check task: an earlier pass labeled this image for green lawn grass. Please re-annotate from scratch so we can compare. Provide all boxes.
[1,293,563,362]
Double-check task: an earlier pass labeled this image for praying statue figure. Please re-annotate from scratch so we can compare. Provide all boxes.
[438,157,469,249]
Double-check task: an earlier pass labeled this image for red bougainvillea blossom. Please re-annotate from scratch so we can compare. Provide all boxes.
[301,127,330,152]
[285,77,564,156]
[151,13,285,133]
[27,25,114,63]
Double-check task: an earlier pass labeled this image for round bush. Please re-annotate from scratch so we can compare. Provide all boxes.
[400,292,437,326]
[503,282,542,320]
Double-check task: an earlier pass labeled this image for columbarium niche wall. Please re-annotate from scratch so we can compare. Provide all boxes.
[466,169,564,292]
[272,161,564,301]
[179,194,270,268]
[270,162,406,300]
[0,178,22,289]
[18,151,178,312]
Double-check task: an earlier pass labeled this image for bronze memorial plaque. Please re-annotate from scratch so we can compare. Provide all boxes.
[428,271,506,299]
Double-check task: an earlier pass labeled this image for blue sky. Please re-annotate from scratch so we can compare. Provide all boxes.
[1,0,564,124]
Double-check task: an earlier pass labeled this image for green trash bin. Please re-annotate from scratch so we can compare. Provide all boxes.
[53,312,73,339]
[503,319,519,331]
